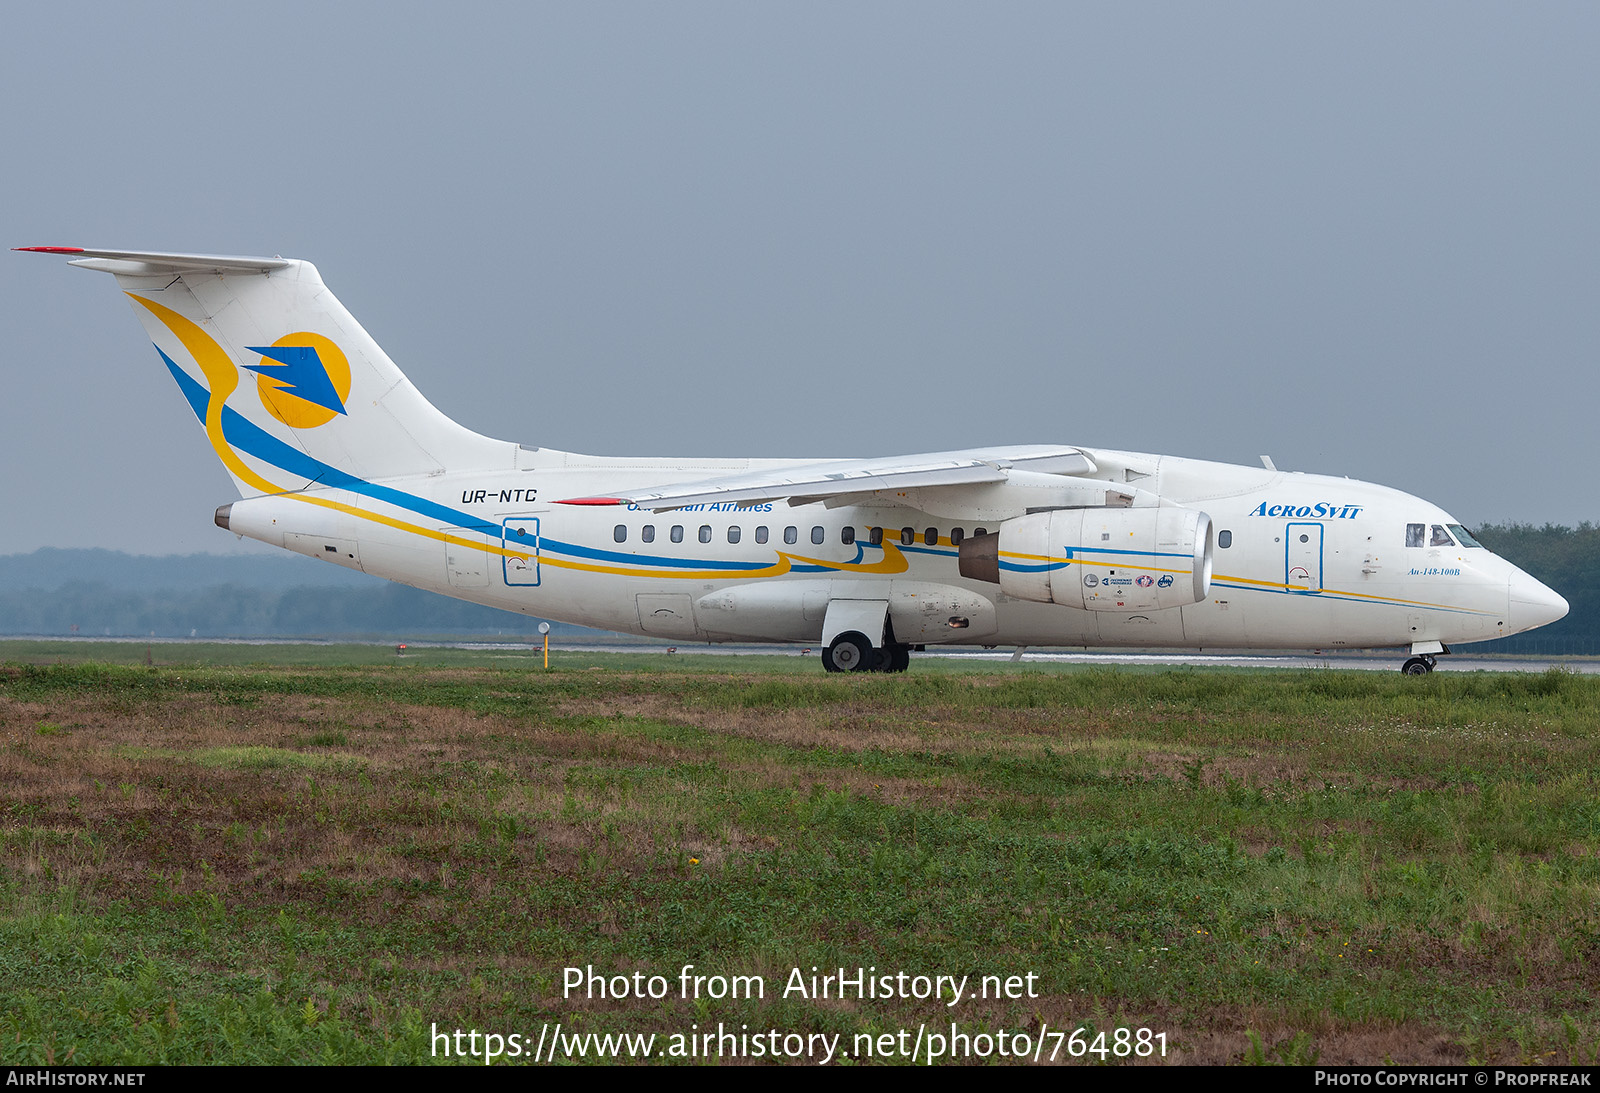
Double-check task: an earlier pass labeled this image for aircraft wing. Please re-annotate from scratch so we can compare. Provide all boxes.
[557,445,1097,511]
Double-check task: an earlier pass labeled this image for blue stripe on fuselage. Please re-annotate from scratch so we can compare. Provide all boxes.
[161,348,498,535]
[163,349,859,573]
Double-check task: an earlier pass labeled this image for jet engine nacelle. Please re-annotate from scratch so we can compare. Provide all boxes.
[959,506,1213,611]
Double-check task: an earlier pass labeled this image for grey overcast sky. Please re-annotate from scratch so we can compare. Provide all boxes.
[3,2,1596,555]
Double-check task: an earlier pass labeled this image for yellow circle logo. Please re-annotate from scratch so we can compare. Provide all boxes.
[244,332,352,429]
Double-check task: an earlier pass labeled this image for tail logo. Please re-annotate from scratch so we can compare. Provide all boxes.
[244,333,352,429]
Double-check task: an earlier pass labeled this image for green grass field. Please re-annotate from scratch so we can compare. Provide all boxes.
[2,643,1598,1064]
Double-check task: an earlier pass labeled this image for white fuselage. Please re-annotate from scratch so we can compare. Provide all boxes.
[220,444,1562,652]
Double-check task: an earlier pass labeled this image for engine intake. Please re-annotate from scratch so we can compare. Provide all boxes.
[959,507,1212,611]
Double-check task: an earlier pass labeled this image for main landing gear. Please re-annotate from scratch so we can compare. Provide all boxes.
[822,632,912,673]
[819,601,912,673]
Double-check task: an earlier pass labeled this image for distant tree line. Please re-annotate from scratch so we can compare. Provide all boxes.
[0,581,564,640]
[1472,523,1599,654]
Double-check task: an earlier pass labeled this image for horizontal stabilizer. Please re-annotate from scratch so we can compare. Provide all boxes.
[16,246,291,275]
[558,445,1097,511]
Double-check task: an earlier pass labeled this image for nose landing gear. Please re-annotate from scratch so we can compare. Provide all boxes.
[1400,643,1448,675]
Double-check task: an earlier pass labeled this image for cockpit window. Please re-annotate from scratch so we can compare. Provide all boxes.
[1448,524,1483,548]
[1406,523,1425,547]
[1430,525,1455,547]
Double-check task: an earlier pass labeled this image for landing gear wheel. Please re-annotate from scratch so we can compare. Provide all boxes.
[1401,656,1434,676]
[888,645,911,673]
[823,632,873,673]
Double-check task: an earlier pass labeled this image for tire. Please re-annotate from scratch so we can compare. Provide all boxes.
[888,645,911,673]
[1401,657,1432,676]
[823,632,873,673]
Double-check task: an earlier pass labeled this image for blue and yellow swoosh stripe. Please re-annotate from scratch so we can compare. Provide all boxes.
[141,293,908,581]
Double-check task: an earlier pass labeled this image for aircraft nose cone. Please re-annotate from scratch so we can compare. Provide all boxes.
[1507,568,1569,634]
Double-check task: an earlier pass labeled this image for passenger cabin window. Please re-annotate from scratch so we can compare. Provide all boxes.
[900,527,915,546]
[841,526,855,545]
[951,528,964,546]
[924,528,937,546]
[869,527,884,547]
[1449,524,1483,548]
[641,525,655,544]
[613,525,627,543]
[727,526,741,544]
[755,526,769,544]
[671,525,684,543]
[1406,523,1425,547]
[1218,530,1232,549]
[699,525,712,543]
[811,526,825,545]
[784,526,798,545]
[1430,525,1455,547]
[974,527,988,537]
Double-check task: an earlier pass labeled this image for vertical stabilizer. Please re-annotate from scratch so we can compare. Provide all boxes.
[27,248,514,497]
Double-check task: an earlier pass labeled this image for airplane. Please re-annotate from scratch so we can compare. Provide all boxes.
[18,246,1569,675]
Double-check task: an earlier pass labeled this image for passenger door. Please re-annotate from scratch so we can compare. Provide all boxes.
[502,518,541,586]
[1285,522,1323,594]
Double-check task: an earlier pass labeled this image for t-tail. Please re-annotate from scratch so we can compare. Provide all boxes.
[16,247,513,497]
